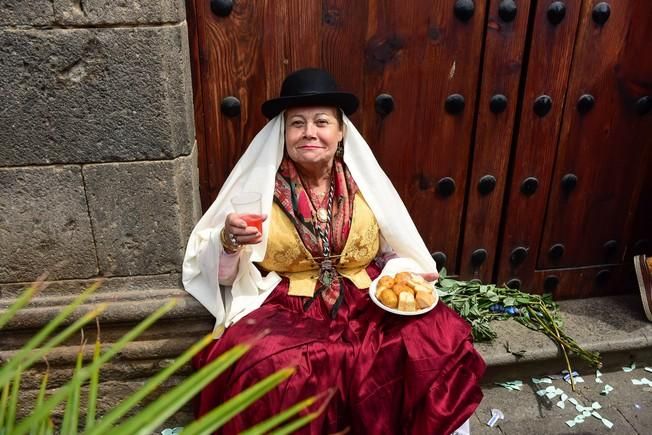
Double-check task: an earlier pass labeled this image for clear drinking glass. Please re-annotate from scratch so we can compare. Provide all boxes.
[230,192,263,232]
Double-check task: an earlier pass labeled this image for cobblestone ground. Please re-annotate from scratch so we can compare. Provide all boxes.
[474,361,652,434]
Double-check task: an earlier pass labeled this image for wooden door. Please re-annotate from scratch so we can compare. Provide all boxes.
[494,0,652,298]
[187,0,488,274]
[187,0,652,299]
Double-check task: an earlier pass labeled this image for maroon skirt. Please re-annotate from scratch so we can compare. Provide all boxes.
[193,264,485,434]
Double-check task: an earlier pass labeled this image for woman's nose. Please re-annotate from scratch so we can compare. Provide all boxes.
[303,121,317,138]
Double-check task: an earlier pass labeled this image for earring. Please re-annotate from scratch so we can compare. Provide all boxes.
[335,141,344,158]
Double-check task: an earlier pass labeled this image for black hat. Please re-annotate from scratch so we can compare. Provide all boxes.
[261,68,359,119]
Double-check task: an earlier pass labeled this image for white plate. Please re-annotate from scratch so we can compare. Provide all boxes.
[369,258,439,316]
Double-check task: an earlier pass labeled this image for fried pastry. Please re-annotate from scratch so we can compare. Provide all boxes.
[415,291,436,309]
[378,288,398,308]
[392,283,414,297]
[375,271,436,312]
[398,292,416,311]
[375,283,391,299]
[411,283,432,294]
[378,276,395,288]
[394,272,412,284]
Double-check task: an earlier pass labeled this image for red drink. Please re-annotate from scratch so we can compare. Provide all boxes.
[241,214,263,232]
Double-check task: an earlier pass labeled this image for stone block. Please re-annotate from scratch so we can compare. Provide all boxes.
[83,147,200,276]
[0,23,194,166]
[52,0,185,26]
[0,1,184,26]
[0,1,54,26]
[0,165,97,283]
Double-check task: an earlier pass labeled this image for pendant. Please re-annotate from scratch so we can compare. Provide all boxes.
[317,208,328,223]
[319,260,334,287]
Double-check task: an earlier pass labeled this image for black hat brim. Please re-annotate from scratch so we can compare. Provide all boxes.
[262,92,359,119]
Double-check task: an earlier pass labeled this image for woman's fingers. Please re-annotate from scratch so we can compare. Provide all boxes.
[224,212,265,245]
[227,224,261,245]
[418,272,439,282]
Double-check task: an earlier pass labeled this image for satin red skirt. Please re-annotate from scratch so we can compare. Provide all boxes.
[193,264,485,434]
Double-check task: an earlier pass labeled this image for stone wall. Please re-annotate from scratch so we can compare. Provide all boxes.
[0,0,211,428]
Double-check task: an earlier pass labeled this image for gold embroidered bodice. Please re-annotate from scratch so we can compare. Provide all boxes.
[258,193,380,296]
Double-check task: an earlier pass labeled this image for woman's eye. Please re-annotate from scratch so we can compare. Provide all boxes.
[291,121,304,127]
[316,119,328,125]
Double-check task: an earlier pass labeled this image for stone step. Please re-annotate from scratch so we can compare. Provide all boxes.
[475,294,652,384]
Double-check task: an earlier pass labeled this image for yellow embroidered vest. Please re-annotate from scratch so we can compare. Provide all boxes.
[258,193,380,297]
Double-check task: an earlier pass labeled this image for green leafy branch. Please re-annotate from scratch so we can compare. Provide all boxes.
[436,268,602,376]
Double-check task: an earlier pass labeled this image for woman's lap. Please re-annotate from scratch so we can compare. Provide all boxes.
[194,274,485,434]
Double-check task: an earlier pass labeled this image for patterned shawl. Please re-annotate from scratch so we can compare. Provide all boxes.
[274,155,358,313]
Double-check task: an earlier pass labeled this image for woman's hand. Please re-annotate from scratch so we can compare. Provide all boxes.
[417,271,439,282]
[224,213,267,246]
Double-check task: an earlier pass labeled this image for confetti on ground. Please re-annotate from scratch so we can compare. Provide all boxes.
[568,398,601,413]
[556,393,569,409]
[536,385,565,400]
[562,371,585,384]
[161,428,184,435]
[495,380,523,391]
[622,362,636,372]
[645,367,652,373]
[600,384,614,395]
[566,414,585,427]
[565,399,613,429]
[591,411,614,429]
[532,377,552,384]
[631,378,652,386]
[595,369,603,383]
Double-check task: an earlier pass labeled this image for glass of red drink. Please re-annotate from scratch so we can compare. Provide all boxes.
[231,192,263,233]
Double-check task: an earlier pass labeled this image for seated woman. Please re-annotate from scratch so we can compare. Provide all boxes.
[183,68,485,434]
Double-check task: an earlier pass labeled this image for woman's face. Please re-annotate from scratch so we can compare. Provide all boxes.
[284,106,343,169]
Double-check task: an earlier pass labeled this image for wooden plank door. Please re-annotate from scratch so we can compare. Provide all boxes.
[495,0,652,298]
[457,0,532,282]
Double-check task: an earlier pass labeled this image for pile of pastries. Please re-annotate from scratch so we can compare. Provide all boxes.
[375,272,436,312]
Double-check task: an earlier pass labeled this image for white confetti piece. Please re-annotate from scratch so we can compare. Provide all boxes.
[645,367,652,373]
[556,400,565,409]
[532,377,552,384]
[591,411,614,429]
[596,369,602,377]
[564,376,584,384]
[601,384,614,395]
[603,418,614,429]
[623,362,636,372]
[632,378,652,386]
[495,380,523,391]
[565,419,576,427]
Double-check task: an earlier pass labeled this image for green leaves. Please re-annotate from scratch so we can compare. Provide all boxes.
[2,278,326,434]
[435,276,601,368]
